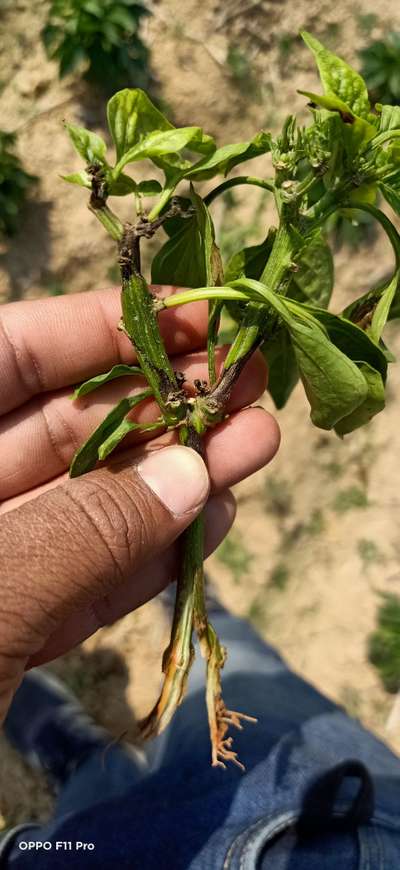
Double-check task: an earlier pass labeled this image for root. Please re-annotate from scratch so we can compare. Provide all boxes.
[211,697,258,771]
[199,622,257,771]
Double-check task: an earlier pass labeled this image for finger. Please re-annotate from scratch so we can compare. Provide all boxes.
[0,446,210,678]
[1,407,279,513]
[28,490,236,666]
[0,347,267,500]
[0,286,209,415]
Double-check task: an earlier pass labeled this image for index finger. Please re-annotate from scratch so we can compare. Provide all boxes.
[0,285,208,416]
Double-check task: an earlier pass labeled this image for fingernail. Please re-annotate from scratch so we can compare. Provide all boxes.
[137,445,210,517]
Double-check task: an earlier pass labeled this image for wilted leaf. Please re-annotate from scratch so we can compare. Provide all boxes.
[262,328,299,409]
[335,363,385,436]
[232,279,368,429]
[304,306,388,376]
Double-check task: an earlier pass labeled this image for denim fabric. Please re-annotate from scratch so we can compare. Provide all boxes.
[2,613,400,869]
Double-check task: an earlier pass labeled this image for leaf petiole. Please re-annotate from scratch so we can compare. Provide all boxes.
[204,176,274,207]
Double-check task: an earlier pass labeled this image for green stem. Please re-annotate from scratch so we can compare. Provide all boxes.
[204,176,274,207]
[140,513,201,739]
[140,423,204,740]
[160,286,249,309]
[89,203,124,241]
[120,245,185,426]
[223,221,293,369]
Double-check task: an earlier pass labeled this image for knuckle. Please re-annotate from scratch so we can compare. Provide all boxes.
[39,399,79,470]
[65,472,158,587]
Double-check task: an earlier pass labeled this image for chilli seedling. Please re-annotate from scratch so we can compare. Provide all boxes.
[64,32,400,769]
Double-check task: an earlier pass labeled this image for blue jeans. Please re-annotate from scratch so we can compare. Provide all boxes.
[2,612,400,868]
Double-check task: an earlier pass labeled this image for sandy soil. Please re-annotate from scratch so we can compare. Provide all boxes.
[2,0,400,830]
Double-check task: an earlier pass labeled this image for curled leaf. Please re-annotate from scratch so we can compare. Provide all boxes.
[262,328,299,409]
[334,363,385,436]
[231,279,368,430]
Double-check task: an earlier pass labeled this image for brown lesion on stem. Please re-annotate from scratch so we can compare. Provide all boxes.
[118,223,141,279]
[208,340,262,411]
[87,162,108,209]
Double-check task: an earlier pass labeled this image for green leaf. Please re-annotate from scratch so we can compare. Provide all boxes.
[231,279,368,430]
[107,89,173,161]
[151,186,221,287]
[289,232,333,308]
[303,306,388,377]
[71,364,143,400]
[299,91,376,154]
[107,173,138,195]
[224,230,275,283]
[369,272,399,342]
[113,127,214,177]
[70,390,152,477]
[136,179,162,196]
[287,309,367,429]
[301,31,370,119]
[97,418,138,460]
[299,89,355,117]
[334,363,385,436]
[187,132,272,180]
[262,328,299,409]
[65,123,107,164]
[379,104,400,132]
[61,170,92,189]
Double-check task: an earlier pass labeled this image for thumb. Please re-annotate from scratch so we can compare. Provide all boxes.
[0,445,209,665]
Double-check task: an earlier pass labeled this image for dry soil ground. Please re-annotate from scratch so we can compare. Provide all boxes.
[1,0,400,829]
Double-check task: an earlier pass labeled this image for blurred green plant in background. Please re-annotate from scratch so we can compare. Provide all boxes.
[42,0,151,92]
[0,131,36,237]
[369,593,400,692]
[359,32,400,105]
[325,208,377,251]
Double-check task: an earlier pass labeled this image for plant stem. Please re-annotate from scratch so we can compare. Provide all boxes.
[159,287,249,308]
[204,175,274,206]
[223,220,293,369]
[89,203,124,241]
[140,510,200,739]
[119,227,186,427]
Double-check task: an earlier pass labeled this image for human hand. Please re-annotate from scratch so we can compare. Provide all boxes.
[0,286,280,722]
